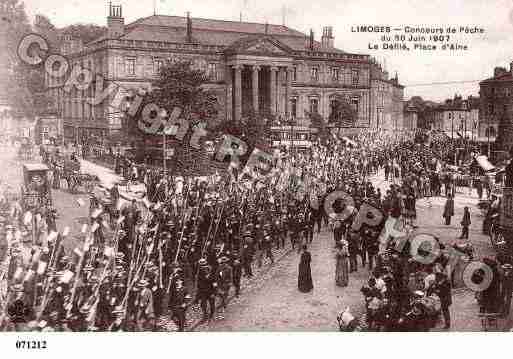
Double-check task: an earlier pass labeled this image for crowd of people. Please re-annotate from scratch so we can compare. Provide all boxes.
[0,129,511,332]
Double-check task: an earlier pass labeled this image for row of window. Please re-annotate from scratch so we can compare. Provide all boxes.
[312,67,360,84]
[487,87,511,97]
[486,103,509,116]
[124,58,361,85]
[124,57,219,80]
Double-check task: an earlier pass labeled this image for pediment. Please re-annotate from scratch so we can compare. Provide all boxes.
[225,36,292,56]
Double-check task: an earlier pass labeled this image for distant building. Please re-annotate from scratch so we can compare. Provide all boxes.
[479,63,513,150]
[369,64,404,131]
[403,102,418,130]
[427,94,478,140]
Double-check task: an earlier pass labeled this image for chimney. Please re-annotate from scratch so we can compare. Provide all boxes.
[309,29,314,50]
[494,66,507,78]
[186,12,193,43]
[107,3,124,38]
[321,26,334,48]
[60,33,73,55]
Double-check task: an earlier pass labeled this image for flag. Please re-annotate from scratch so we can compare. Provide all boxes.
[23,211,33,226]
[104,246,115,258]
[63,226,70,237]
[101,220,111,230]
[46,231,58,243]
[37,261,47,275]
[91,208,103,219]
[116,199,123,211]
[73,247,84,258]
[23,269,34,282]
[13,267,23,281]
[60,270,74,284]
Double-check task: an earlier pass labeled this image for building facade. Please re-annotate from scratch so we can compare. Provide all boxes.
[479,64,513,150]
[403,103,418,130]
[428,95,479,140]
[51,4,404,141]
[369,62,404,131]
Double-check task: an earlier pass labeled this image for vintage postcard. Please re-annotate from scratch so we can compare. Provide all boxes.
[0,1,512,348]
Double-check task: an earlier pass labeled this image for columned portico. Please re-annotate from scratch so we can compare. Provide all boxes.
[252,65,260,113]
[234,64,243,122]
[269,66,278,116]
[285,67,293,118]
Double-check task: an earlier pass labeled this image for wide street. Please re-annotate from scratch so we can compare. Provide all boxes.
[0,145,508,331]
[196,174,503,331]
[0,144,90,252]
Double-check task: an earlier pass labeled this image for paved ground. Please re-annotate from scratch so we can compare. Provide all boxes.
[0,144,90,252]
[196,172,507,331]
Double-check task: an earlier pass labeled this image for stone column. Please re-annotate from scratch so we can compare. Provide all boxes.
[286,67,293,118]
[234,64,243,122]
[225,65,233,122]
[269,66,278,116]
[252,65,260,113]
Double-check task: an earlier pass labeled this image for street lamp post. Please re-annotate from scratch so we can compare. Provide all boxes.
[159,109,168,179]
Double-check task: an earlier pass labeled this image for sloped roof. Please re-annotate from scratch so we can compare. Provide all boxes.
[95,15,348,54]
[126,15,305,37]
[480,72,513,84]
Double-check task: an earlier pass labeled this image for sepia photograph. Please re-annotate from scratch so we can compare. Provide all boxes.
[0,0,513,343]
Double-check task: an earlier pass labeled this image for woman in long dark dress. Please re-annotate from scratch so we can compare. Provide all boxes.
[298,245,313,293]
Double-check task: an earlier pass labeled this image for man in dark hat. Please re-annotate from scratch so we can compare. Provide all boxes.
[431,271,452,329]
[196,258,216,320]
[169,279,191,331]
[216,256,232,310]
[231,251,242,297]
[500,263,513,317]
[505,146,513,187]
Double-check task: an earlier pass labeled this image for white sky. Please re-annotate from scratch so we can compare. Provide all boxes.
[22,0,513,102]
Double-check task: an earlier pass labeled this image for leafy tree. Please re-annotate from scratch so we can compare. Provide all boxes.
[1,0,52,120]
[61,23,106,44]
[212,109,271,151]
[328,95,357,127]
[124,60,219,170]
[305,110,328,144]
[146,60,219,122]
[33,14,59,51]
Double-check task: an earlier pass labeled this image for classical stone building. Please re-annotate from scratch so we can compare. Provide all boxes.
[369,62,404,130]
[479,64,513,151]
[403,102,418,130]
[51,4,403,141]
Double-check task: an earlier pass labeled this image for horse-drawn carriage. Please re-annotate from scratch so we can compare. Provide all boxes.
[60,158,98,194]
[20,163,52,211]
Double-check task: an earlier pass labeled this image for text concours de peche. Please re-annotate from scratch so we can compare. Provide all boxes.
[351,25,485,34]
